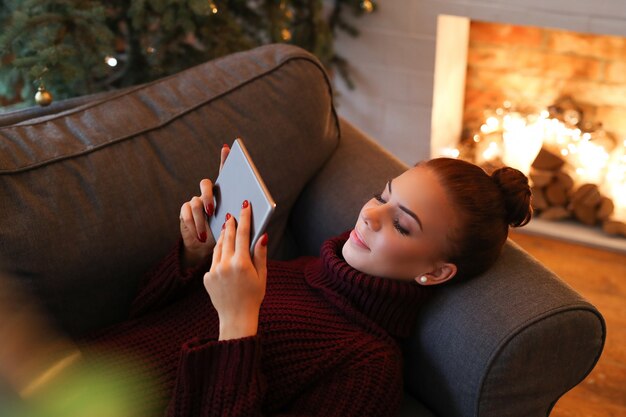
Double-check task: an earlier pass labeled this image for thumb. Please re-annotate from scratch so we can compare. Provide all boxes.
[253,233,268,279]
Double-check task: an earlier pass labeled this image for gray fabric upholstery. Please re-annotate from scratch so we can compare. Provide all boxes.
[0,44,604,416]
[290,119,407,256]
[0,44,339,336]
[404,240,604,417]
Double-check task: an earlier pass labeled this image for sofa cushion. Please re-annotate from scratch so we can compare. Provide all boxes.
[0,44,339,336]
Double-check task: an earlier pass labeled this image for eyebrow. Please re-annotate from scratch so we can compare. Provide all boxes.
[388,180,423,231]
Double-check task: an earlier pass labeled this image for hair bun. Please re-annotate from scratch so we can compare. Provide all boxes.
[491,167,532,227]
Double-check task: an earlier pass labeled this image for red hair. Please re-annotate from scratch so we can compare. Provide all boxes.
[420,158,532,280]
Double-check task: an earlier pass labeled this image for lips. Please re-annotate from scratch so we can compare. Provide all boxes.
[350,229,370,250]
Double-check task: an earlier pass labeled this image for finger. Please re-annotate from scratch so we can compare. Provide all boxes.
[199,179,214,217]
[212,228,224,266]
[221,214,236,259]
[235,200,251,256]
[219,144,230,172]
[180,202,196,235]
[253,233,268,280]
[190,196,207,242]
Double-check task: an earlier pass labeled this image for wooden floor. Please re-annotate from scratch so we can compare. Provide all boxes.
[509,231,626,417]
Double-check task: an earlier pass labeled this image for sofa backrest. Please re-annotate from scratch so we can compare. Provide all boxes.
[0,44,340,336]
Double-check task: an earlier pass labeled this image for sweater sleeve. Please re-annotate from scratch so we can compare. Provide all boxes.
[165,336,266,417]
[128,239,210,319]
[165,337,403,417]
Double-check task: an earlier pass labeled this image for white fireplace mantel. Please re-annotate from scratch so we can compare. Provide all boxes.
[334,0,626,164]
[333,0,626,250]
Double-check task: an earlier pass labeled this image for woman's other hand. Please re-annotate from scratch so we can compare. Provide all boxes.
[204,200,268,341]
[179,144,230,269]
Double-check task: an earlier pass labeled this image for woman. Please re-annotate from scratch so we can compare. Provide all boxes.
[4,145,531,417]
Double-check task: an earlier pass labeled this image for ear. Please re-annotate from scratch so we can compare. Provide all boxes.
[415,262,457,286]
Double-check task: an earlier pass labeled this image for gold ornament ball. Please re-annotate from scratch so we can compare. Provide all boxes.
[361,0,374,13]
[35,86,53,107]
[281,28,292,41]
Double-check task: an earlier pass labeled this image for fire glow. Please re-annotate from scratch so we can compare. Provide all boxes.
[442,107,626,223]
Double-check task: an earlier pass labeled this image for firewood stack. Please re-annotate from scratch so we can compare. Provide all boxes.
[529,147,626,237]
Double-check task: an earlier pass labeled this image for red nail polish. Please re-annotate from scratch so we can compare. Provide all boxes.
[260,233,268,247]
[225,213,231,221]
[222,143,229,149]
[242,200,249,209]
[198,231,207,243]
[206,203,214,217]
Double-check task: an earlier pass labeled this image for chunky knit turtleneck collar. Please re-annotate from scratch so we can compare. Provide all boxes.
[304,232,431,339]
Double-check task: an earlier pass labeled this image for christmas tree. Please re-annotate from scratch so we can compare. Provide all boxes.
[0,0,377,109]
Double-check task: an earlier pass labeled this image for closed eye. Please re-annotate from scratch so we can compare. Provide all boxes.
[372,194,410,236]
[373,193,386,203]
[393,220,409,235]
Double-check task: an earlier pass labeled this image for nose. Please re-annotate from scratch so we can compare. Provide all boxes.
[361,206,382,231]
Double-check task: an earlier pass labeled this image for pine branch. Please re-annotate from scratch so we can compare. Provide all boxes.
[1,0,377,107]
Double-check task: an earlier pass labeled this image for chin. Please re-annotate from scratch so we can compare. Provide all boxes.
[341,241,357,267]
[342,242,370,274]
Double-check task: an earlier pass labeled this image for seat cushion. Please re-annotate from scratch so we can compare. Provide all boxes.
[0,44,339,336]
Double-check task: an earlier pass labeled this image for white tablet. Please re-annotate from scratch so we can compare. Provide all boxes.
[208,138,276,253]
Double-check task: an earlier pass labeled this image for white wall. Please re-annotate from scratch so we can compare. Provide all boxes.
[333,0,626,165]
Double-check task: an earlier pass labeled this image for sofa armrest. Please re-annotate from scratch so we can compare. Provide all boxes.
[404,239,605,417]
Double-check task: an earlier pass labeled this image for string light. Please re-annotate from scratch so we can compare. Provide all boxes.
[439,147,460,158]
[105,56,118,67]
[471,104,626,218]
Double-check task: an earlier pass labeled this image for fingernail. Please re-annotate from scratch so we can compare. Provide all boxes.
[242,200,249,209]
[198,231,207,243]
[261,233,268,247]
[222,143,229,149]
[225,213,231,221]
[206,203,214,217]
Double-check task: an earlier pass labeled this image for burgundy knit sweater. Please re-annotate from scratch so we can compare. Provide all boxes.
[80,232,430,417]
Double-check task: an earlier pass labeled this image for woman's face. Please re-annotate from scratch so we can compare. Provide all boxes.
[342,166,459,284]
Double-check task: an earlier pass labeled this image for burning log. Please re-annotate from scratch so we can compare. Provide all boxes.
[532,147,565,171]
[529,146,617,229]
[603,220,626,237]
[530,148,573,221]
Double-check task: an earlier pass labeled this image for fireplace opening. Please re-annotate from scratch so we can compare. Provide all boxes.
[432,16,626,251]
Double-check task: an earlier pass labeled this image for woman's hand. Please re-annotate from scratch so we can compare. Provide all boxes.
[179,145,230,269]
[204,201,268,341]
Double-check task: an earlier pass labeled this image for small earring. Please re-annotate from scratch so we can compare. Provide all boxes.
[419,276,428,284]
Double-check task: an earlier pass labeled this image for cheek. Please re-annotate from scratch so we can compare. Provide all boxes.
[374,235,433,268]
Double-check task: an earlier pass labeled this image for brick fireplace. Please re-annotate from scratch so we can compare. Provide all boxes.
[333,0,626,252]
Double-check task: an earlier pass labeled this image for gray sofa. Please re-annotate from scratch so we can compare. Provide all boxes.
[0,44,605,416]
